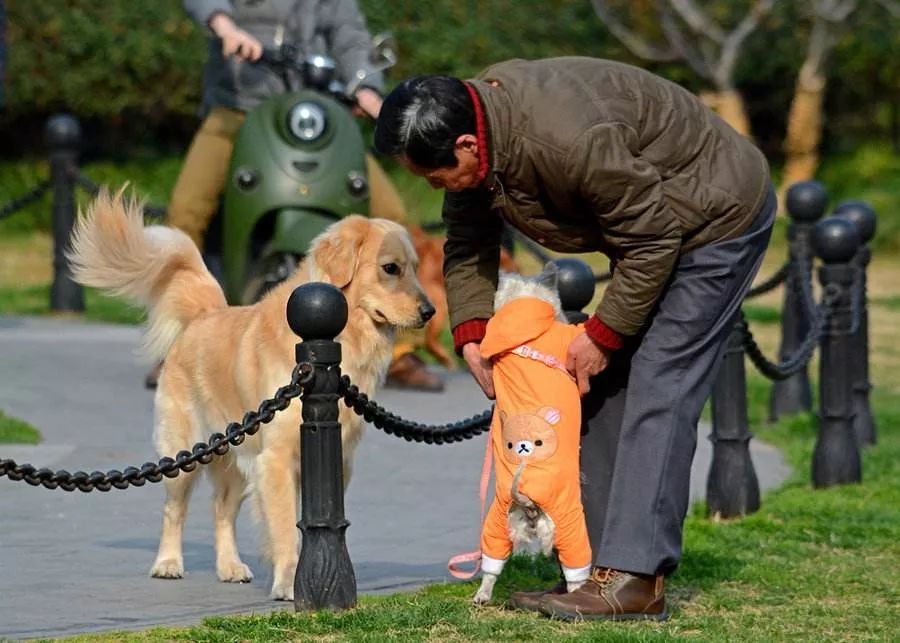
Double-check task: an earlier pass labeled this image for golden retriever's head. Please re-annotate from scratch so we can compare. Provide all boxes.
[309,215,434,329]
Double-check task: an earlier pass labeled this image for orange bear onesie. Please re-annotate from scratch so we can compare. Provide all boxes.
[478,296,592,583]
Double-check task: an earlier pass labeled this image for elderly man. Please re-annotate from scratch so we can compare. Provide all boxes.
[374,57,774,621]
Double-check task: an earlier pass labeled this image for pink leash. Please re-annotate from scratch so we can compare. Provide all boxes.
[447,433,493,579]
[446,343,572,580]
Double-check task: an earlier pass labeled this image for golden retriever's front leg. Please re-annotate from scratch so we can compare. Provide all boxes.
[150,470,199,579]
[208,458,253,583]
[256,445,300,601]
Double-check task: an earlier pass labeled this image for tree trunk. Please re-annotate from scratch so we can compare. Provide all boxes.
[781,69,826,199]
[699,89,753,138]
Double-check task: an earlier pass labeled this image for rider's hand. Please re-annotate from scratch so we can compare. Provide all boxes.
[462,342,495,400]
[209,13,263,62]
[566,332,611,396]
[353,88,383,119]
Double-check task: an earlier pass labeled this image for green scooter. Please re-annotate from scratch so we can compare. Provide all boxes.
[212,36,396,304]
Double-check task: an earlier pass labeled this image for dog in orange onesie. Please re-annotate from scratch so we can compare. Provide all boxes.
[473,265,592,604]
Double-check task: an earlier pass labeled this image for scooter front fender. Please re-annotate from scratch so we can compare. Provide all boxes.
[223,207,342,303]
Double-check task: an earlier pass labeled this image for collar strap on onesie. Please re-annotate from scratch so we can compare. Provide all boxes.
[511,345,575,381]
[464,81,490,185]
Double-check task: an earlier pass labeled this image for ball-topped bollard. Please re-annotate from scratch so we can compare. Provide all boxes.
[812,217,862,488]
[287,282,348,340]
[833,200,876,244]
[833,201,877,446]
[813,216,860,264]
[43,113,82,151]
[45,114,85,313]
[770,181,830,422]
[785,180,828,222]
[287,282,356,611]
[551,258,596,323]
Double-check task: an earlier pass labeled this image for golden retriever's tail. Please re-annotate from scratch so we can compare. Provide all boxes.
[68,188,226,361]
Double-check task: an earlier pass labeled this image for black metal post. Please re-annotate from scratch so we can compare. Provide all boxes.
[707,321,760,518]
[770,181,827,422]
[812,218,862,488]
[286,283,357,611]
[45,114,84,313]
[553,258,596,324]
[833,200,877,446]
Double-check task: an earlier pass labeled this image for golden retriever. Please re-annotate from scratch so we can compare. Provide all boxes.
[68,190,433,600]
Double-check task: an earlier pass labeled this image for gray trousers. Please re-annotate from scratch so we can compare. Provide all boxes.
[580,188,776,576]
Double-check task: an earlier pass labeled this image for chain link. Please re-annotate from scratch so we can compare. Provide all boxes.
[338,375,491,443]
[0,179,52,221]
[0,363,313,492]
[745,262,789,299]
[741,283,841,380]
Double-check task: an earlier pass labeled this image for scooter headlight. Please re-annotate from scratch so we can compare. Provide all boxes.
[287,101,327,142]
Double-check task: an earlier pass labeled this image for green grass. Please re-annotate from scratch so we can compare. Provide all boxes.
[56,375,899,642]
[741,303,781,325]
[0,410,41,444]
[0,283,144,325]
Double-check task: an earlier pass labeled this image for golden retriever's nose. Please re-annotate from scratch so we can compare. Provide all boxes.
[419,301,436,323]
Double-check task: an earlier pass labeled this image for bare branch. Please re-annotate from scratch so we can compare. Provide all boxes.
[658,4,714,81]
[590,0,680,62]
[716,0,776,89]
[668,0,726,43]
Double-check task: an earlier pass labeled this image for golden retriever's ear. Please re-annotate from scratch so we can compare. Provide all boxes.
[310,216,370,288]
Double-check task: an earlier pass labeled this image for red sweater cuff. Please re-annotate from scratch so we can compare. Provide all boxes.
[452,319,489,355]
[584,315,625,351]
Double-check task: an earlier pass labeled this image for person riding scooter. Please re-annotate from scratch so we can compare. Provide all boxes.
[147,0,444,391]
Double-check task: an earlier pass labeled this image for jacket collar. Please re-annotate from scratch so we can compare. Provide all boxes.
[466,79,512,191]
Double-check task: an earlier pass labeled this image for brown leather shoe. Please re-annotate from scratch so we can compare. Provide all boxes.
[385,352,445,392]
[540,567,667,621]
[509,579,567,612]
[144,361,163,390]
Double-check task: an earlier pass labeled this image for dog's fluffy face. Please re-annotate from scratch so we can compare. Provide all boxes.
[310,216,432,329]
[494,263,565,320]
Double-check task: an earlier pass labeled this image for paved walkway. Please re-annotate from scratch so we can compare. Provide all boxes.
[0,316,790,639]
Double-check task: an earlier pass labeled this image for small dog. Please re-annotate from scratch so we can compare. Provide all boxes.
[68,189,433,600]
[408,223,521,370]
[472,264,592,604]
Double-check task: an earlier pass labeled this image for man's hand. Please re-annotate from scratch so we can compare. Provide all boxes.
[566,332,611,396]
[353,87,383,119]
[462,342,495,400]
[210,13,263,62]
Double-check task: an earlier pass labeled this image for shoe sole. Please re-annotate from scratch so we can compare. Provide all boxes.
[541,605,668,622]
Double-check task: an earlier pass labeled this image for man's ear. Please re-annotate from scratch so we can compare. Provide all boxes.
[310,216,369,289]
[537,262,560,292]
[455,133,479,155]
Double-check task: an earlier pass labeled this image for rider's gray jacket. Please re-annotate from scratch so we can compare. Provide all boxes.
[184,0,384,114]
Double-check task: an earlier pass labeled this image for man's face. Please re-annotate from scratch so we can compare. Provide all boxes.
[399,134,482,192]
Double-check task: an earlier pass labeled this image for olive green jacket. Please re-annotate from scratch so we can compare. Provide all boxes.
[443,57,770,337]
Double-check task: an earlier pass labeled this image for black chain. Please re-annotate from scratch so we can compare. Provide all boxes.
[0,179,52,221]
[0,363,313,492]
[338,375,491,443]
[745,262,789,299]
[74,173,167,221]
[741,284,841,380]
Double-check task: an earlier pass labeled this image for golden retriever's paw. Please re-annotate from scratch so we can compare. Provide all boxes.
[217,561,254,583]
[149,558,184,579]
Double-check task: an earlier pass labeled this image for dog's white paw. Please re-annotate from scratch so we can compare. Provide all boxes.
[217,561,253,583]
[150,558,184,579]
[270,580,294,601]
[472,587,493,605]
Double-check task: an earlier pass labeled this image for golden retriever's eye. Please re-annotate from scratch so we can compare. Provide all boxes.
[381,262,401,276]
